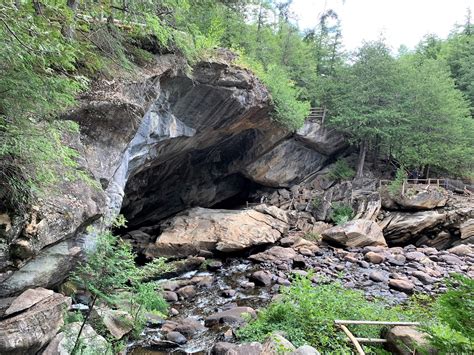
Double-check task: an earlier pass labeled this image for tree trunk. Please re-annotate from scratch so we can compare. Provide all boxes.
[356,141,367,178]
[63,0,79,40]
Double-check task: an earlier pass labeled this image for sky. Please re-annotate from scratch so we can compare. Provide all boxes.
[290,0,473,51]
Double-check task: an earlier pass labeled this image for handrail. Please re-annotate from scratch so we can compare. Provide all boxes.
[335,320,421,354]
[379,178,473,196]
[306,107,327,124]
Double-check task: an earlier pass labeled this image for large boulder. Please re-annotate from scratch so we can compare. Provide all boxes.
[249,246,297,263]
[146,207,288,257]
[383,186,448,210]
[42,322,109,355]
[4,287,53,316]
[0,243,81,297]
[380,211,447,245]
[205,306,256,327]
[322,219,387,247]
[460,219,474,240]
[0,290,71,354]
[94,308,133,339]
[261,334,296,354]
[385,326,436,354]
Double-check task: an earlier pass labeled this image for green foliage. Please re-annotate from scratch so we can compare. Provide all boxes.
[63,311,85,327]
[387,167,407,196]
[329,202,354,225]
[328,159,355,181]
[137,257,175,282]
[260,65,310,130]
[237,277,419,353]
[72,230,171,349]
[326,38,474,177]
[72,231,137,304]
[235,53,309,130]
[303,232,321,242]
[424,274,474,353]
[311,196,321,209]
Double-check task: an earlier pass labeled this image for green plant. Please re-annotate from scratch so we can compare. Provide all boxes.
[329,202,354,225]
[328,160,356,181]
[303,232,321,242]
[424,274,474,353]
[234,53,310,130]
[237,277,419,353]
[71,229,171,353]
[387,167,407,196]
[311,196,322,209]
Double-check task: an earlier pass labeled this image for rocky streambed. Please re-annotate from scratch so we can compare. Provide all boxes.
[124,238,474,354]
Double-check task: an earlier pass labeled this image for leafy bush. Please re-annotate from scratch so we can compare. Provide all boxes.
[330,202,354,225]
[71,230,170,352]
[303,232,321,242]
[234,53,310,130]
[237,277,419,353]
[261,65,310,130]
[424,274,474,353]
[328,159,355,181]
[387,167,407,196]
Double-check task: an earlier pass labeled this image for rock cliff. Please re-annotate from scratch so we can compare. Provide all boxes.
[1,53,340,296]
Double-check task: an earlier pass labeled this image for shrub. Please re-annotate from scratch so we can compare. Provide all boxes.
[234,53,310,131]
[311,196,322,209]
[237,277,420,353]
[328,159,355,181]
[329,202,354,225]
[303,232,321,242]
[424,274,474,353]
[71,230,170,352]
[387,167,407,196]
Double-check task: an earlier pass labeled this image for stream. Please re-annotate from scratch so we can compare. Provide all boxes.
[124,242,473,354]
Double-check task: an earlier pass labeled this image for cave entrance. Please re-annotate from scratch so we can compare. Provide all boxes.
[210,179,262,210]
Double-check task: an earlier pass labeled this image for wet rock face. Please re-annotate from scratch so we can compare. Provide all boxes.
[244,139,327,187]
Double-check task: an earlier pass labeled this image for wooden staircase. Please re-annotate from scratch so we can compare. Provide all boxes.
[307,107,327,124]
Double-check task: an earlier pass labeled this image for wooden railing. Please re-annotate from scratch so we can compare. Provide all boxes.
[379,178,447,188]
[335,320,421,355]
[307,107,327,124]
[379,178,473,196]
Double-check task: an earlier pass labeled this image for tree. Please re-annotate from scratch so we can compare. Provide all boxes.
[329,40,401,177]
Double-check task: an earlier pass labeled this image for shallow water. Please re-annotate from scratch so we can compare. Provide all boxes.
[127,259,273,354]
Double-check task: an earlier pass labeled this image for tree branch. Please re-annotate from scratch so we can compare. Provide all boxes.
[0,17,35,52]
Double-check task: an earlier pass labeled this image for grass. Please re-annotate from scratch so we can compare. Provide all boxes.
[237,277,426,354]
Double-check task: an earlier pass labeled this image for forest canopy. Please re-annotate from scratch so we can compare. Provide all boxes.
[0,0,473,208]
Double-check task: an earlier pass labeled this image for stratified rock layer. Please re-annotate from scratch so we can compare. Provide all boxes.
[146,207,288,257]
[322,219,387,247]
[0,290,71,354]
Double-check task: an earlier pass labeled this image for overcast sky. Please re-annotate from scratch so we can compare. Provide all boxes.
[290,0,473,51]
